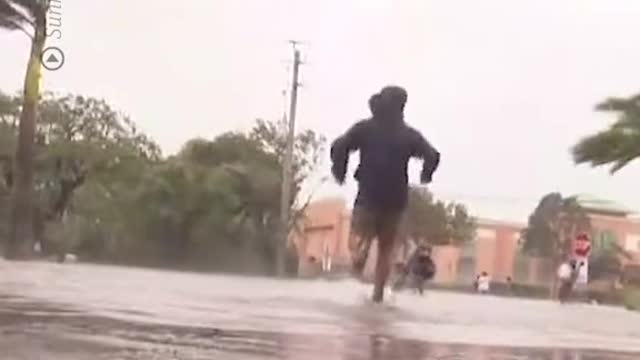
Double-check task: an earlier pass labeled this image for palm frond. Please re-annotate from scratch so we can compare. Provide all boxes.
[572,129,640,173]
[572,93,640,173]
[0,0,43,38]
[595,94,640,113]
[0,0,37,24]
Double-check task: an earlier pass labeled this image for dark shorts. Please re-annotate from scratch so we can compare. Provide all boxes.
[349,205,405,273]
[412,258,435,280]
[558,279,573,301]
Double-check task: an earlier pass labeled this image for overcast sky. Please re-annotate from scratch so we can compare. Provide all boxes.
[1,0,639,222]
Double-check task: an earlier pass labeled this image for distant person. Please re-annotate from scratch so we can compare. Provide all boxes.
[392,244,436,295]
[573,260,588,301]
[477,271,491,294]
[407,244,436,295]
[557,259,576,303]
[330,86,441,303]
[505,276,514,295]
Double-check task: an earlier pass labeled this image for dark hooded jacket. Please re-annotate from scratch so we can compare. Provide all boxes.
[407,249,436,280]
[330,107,440,211]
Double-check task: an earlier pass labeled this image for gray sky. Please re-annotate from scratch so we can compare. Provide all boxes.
[2,0,639,222]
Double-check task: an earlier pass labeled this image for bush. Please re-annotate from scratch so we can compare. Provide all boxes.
[508,283,549,298]
[623,286,640,311]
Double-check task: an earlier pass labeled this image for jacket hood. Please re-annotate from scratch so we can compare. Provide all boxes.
[373,109,404,125]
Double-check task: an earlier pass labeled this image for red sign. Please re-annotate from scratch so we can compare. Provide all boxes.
[573,232,591,258]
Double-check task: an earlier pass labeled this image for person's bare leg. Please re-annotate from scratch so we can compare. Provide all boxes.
[372,233,394,303]
[349,206,375,280]
[350,234,373,280]
[417,279,425,296]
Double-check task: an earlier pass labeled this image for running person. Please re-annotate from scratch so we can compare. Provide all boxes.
[330,86,440,303]
[407,245,436,295]
[392,244,436,295]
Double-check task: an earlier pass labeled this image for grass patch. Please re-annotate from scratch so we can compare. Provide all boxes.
[623,286,640,311]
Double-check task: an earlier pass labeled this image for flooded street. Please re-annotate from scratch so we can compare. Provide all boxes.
[2,260,640,359]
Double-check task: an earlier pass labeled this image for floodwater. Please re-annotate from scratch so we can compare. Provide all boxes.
[1,260,640,359]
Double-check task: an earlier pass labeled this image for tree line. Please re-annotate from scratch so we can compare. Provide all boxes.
[0,91,325,274]
[0,90,481,273]
[1,1,638,279]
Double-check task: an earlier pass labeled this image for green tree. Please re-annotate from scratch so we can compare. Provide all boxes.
[589,230,632,282]
[34,93,159,220]
[250,118,325,187]
[572,93,640,173]
[522,193,591,258]
[171,122,325,274]
[589,243,631,281]
[1,0,51,258]
[0,92,161,258]
[165,134,280,268]
[78,120,325,274]
[1,95,326,274]
[403,187,476,247]
[404,187,446,245]
[447,202,476,246]
[59,144,159,264]
[250,118,325,274]
[0,93,19,246]
[521,193,591,297]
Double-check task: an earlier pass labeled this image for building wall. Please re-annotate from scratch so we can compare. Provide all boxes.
[293,198,351,277]
[473,220,522,282]
[292,197,640,282]
[292,199,527,281]
[474,230,496,277]
[589,214,640,264]
[495,227,521,280]
[431,245,461,283]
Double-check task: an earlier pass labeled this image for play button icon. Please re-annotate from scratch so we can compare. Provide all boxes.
[41,46,65,71]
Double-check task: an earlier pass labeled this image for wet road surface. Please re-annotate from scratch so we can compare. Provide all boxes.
[1,260,640,359]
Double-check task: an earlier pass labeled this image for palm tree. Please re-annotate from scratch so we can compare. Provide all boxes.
[401,187,475,250]
[572,94,640,173]
[0,0,50,258]
[590,241,632,282]
[521,193,591,298]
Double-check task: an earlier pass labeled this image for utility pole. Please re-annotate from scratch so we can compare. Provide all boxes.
[276,41,302,277]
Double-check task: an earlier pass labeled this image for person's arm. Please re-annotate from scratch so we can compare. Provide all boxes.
[408,128,441,184]
[330,121,366,184]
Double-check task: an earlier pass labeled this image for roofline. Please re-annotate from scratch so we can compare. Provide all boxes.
[475,218,526,229]
[587,212,638,223]
[572,194,636,215]
[582,207,635,216]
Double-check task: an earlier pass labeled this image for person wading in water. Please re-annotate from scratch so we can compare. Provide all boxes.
[392,244,436,295]
[330,86,440,303]
[557,259,578,303]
